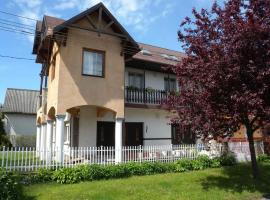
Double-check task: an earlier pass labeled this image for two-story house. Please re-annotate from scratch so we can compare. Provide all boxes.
[32,3,196,162]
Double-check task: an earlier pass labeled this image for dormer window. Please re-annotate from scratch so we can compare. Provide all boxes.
[160,53,170,59]
[82,48,105,77]
[169,55,179,61]
[141,49,152,56]
[161,54,179,61]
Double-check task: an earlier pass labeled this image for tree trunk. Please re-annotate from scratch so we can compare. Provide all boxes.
[246,126,259,179]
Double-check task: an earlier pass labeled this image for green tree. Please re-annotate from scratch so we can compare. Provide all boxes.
[0,109,11,147]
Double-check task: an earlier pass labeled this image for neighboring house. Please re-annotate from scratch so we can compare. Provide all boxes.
[2,88,39,146]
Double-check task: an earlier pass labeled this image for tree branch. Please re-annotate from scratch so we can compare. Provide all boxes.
[250,116,258,126]
[252,126,260,132]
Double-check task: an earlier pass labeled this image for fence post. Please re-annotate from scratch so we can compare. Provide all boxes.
[1,146,4,168]
[139,145,142,163]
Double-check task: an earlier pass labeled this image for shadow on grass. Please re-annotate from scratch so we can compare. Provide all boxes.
[21,195,37,200]
[201,163,270,196]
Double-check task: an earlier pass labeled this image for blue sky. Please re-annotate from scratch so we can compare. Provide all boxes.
[0,0,218,103]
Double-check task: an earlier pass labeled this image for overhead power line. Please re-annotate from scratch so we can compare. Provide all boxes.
[0,54,35,60]
[0,18,35,27]
[0,10,146,55]
[0,10,38,21]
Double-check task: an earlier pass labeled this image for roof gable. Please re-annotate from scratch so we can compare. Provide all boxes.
[54,2,138,49]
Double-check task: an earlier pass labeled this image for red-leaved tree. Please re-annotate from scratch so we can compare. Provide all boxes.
[167,0,270,179]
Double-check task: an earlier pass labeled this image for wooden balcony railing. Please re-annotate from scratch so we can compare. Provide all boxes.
[125,87,168,104]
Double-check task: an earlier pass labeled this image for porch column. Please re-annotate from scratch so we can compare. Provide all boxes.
[40,123,47,160]
[55,115,65,163]
[46,120,53,164]
[115,118,123,164]
[36,125,41,156]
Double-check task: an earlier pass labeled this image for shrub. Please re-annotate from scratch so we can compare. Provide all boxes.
[210,158,221,168]
[0,170,22,200]
[219,154,236,166]
[175,155,222,172]
[257,154,270,163]
[175,159,194,172]
[52,167,84,184]
[197,156,213,169]
[34,168,53,183]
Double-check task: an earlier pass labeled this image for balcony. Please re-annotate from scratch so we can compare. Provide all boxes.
[125,87,168,105]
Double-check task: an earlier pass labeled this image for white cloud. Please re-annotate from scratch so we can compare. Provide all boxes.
[14,0,42,8]
[54,0,174,32]
[11,0,61,42]
[53,0,77,10]
[9,0,174,42]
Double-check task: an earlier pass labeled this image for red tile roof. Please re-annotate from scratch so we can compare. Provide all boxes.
[134,43,185,66]
[35,14,185,66]
[44,15,65,29]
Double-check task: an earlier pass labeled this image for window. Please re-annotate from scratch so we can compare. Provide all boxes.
[128,72,144,89]
[82,49,105,77]
[50,55,56,81]
[171,124,195,145]
[164,77,176,92]
[64,123,70,144]
[141,49,152,56]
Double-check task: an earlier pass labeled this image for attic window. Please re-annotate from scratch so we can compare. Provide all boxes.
[169,55,179,61]
[141,49,152,56]
[160,54,170,59]
[161,54,179,61]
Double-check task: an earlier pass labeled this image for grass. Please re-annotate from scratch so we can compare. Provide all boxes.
[22,163,270,200]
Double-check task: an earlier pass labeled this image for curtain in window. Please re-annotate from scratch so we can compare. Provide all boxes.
[83,51,103,76]
[164,78,176,91]
[128,73,144,89]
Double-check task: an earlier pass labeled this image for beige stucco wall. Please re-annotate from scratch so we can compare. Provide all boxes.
[46,17,125,118]
[47,42,61,116]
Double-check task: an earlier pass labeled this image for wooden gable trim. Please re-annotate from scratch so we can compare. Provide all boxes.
[85,15,97,29]
[98,6,102,36]
[104,21,114,30]
[53,3,139,50]
[68,24,128,39]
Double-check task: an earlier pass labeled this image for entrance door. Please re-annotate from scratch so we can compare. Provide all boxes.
[125,122,143,146]
[97,122,115,147]
[171,125,195,145]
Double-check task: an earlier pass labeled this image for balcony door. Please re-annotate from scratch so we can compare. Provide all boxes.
[128,72,144,89]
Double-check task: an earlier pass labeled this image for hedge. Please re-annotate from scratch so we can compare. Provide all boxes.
[18,154,236,184]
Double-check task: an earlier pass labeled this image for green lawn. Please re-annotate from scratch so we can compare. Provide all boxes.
[23,163,270,200]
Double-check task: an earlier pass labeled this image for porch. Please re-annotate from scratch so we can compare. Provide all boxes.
[36,105,178,162]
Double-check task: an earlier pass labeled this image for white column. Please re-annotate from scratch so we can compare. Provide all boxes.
[115,118,123,164]
[40,123,47,160]
[36,125,41,156]
[55,115,65,163]
[46,120,53,163]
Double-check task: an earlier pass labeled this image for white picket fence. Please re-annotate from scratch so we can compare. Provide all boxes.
[0,142,264,172]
